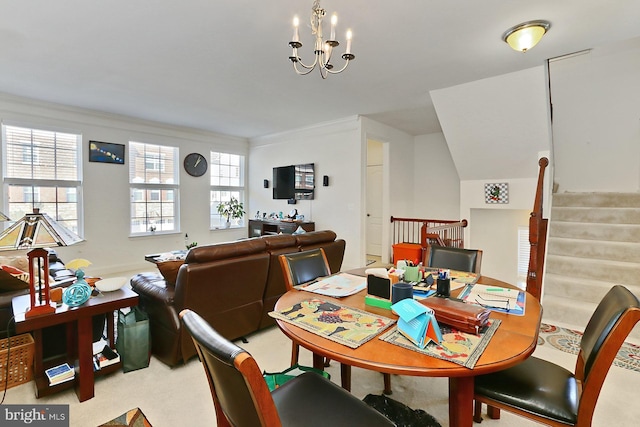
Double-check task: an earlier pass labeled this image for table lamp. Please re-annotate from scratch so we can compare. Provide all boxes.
[0,208,83,317]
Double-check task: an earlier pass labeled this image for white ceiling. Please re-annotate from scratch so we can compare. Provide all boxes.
[1,1,639,139]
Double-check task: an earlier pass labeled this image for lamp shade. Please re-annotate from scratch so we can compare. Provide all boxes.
[0,208,83,250]
[502,20,550,52]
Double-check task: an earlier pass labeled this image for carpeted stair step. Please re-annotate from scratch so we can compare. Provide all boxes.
[545,254,640,285]
[543,273,617,304]
[547,237,640,263]
[552,192,640,208]
[551,206,640,224]
[548,221,640,243]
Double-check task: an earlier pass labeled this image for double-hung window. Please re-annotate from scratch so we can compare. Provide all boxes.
[2,124,82,235]
[129,141,179,235]
[210,152,245,229]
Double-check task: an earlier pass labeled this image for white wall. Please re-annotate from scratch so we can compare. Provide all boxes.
[413,132,460,220]
[550,37,640,192]
[249,117,364,269]
[0,94,248,277]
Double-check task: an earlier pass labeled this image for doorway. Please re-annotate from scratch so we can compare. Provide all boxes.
[366,139,384,264]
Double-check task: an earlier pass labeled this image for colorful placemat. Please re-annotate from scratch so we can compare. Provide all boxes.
[379,319,501,369]
[269,298,396,348]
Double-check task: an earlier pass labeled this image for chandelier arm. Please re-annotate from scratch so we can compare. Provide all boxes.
[326,57,353,74]
[292,61,315,76]
[293,54,320,70]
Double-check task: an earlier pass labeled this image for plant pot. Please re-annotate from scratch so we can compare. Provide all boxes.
[223,221,231,229]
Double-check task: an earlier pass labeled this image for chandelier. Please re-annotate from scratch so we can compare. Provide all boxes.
[288,0,355,79]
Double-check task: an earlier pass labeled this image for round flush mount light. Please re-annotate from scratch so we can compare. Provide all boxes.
[502,20,551,52]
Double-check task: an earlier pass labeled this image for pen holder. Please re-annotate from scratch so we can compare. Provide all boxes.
[404,266,421,283]
[391,282,413,304]
[436,278,450,297]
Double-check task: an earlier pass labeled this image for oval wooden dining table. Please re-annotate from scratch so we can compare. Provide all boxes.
[273,275,542,427]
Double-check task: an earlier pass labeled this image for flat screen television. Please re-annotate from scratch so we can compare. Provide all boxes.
[272,163,315,200]
[273,165,295,199]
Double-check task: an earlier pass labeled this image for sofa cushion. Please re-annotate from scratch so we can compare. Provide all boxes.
[0,268,30,292]
[156,260,184,286]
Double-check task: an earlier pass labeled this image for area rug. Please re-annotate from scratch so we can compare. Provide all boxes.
[98,408,152,427]
[379,320,501,369]
[538,323,640,372]
[364,394,443,427]
[269,298,395,348]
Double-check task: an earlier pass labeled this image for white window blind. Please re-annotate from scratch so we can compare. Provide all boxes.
[2,124,82,234]
[210,152,245,229]
[129,141,179,235]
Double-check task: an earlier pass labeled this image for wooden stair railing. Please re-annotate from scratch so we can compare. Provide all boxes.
[390,217,468,253]
[527,157,549,302]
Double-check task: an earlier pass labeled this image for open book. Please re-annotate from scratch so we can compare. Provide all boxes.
[459,283,525,315]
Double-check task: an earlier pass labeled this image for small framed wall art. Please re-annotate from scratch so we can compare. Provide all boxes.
[484,182,509,204]
[89,140,125,164]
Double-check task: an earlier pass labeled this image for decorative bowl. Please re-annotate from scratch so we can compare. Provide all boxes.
[95,277,128,292]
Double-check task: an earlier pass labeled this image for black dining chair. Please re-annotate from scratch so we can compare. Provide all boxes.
[425,245,483,274]
[180,309,394,427]
[473,285,640,426]
[279,248,393,395]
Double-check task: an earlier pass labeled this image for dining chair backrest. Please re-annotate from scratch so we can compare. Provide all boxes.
[279,248,331,291]
[425,246,483,274]
[180,309,280,427]
[577,284,640,386]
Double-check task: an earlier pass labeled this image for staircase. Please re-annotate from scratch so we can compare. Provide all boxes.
[543,192,640,341]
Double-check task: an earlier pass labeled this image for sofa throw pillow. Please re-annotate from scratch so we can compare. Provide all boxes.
[156,260,184,286]
[0,266,30,292]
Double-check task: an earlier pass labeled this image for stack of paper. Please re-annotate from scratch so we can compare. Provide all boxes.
[298,273,367,297]
[460,284,523,311]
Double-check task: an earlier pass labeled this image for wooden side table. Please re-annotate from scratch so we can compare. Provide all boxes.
[12,287,139,402]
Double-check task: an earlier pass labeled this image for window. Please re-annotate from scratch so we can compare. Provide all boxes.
[210,152,245,229]
[129,141,179,235]
[2,124,82,235]
[517,226,530,289]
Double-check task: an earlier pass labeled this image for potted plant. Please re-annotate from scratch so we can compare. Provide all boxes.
[216,197,245,228]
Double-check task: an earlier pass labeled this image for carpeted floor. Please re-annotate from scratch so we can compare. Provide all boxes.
[538,322,640,372]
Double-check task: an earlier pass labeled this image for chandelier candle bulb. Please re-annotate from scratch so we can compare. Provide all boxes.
[330,14,337,40]
[292,16,299,42]
[345,30,352,54]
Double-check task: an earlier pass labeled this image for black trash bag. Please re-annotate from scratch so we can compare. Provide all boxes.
[363,394,443,427]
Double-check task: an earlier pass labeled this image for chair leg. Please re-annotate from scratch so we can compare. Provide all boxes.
[324,357,331,367]
[383,373,392,395]
[487,405,500,419]
[473,400,483,423]
[290,342,299,366]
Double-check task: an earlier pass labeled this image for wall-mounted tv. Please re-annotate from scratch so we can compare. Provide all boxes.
[273,163,315,200]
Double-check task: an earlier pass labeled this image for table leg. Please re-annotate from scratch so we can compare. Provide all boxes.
[312,352,324,370]
[340,364,351,391]
[75,317,94,402]
[449,376,474,427]
[106,311,115,348]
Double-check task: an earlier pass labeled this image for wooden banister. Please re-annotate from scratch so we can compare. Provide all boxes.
[526,157,549,302]
[390,217,467,249]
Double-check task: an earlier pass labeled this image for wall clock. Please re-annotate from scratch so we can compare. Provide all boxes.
[184,152,208,177]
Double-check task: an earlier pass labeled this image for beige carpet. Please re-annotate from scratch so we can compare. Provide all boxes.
[2,323,639,426]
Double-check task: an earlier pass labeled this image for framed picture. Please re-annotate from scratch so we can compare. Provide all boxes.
[89,141,125,164]
[485,182,509,204]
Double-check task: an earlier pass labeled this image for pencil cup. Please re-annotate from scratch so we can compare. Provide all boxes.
[392,282,413,304]
[404,266,421,282]
[436,278,450,297]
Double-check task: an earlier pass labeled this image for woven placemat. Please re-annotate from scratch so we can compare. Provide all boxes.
[270,298,395,348]
[379,319,501,368]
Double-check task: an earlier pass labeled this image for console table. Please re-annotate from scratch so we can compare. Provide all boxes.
[248,219,315,237]
[12,287,139,402]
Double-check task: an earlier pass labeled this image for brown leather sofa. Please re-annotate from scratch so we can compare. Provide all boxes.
[130,230,346,367]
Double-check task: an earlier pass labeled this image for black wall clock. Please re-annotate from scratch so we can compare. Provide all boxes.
[184,152,208,177]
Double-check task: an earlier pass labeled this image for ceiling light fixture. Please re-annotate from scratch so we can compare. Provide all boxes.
[502,20,551,52]
[289,0,355,79]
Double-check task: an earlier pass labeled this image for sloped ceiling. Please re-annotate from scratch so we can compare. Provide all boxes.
[430,67,550,181]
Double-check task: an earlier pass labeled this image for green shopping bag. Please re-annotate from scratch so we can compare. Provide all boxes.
[263,364,330,391]
[116,307,151,372]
